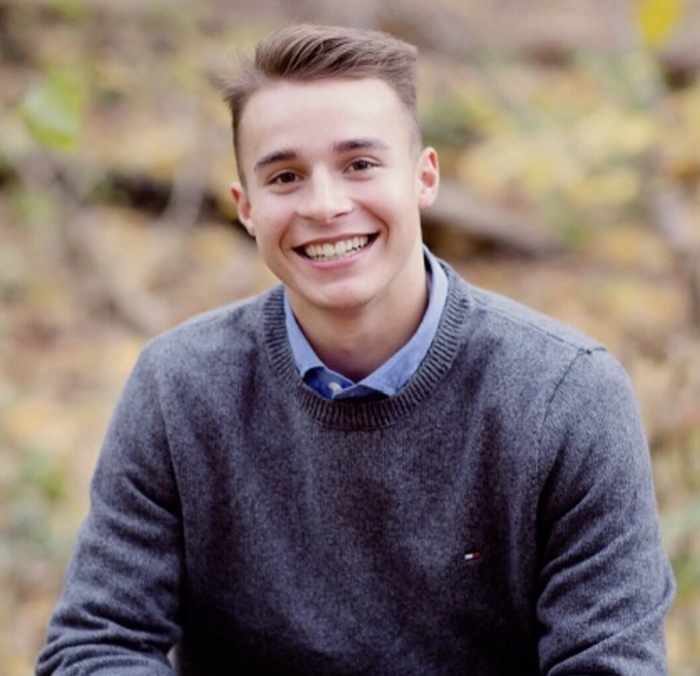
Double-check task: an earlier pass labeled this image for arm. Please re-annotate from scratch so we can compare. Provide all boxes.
[536,349,675,675]
[37,346,183,675]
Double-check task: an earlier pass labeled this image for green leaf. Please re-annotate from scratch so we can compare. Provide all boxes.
[50,0,88,21]
[17,67,86,153]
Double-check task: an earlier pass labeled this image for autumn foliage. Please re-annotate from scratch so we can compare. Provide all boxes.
[1,1,699,673]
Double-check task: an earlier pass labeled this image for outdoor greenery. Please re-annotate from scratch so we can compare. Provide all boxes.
[1,0,699,674]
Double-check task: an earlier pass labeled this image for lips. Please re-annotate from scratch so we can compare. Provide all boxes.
[302,235,373,261]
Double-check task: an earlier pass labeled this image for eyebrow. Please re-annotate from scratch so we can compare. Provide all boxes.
[333,138,390,154]
[254,149,298,173]
[253,138,390,173]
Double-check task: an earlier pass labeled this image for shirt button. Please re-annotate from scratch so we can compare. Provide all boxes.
[328,381,343,396]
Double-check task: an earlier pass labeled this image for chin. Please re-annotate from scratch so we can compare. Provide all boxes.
[302,286,376,314]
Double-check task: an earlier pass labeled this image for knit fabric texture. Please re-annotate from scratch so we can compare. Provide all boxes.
[37,261,675,675]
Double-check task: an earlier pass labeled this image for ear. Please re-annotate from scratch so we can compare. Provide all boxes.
[230,181,255,236]
[415,147,439,209]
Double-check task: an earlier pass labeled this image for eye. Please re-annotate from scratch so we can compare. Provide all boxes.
[268,171,299,186]
[347,158,378,173]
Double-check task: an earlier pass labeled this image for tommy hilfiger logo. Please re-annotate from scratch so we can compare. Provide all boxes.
[463,551,482,562]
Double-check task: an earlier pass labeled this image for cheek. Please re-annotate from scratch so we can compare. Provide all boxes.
[363,179,418,223]
[249,202,290,242]
[357,179,402,210]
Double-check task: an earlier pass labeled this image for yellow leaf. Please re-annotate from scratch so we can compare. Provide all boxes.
[634,0,684,49]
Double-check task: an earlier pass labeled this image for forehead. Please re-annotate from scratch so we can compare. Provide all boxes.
[236,78,416,168]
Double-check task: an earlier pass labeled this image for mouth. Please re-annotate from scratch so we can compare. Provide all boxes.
[298,234,376,261]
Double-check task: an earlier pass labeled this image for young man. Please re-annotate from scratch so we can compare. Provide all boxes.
[37,24,674,675]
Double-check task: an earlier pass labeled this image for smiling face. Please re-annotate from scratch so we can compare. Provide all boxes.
[231,77,439,329]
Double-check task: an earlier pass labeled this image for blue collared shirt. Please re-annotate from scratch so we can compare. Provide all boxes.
[284,247,448,400]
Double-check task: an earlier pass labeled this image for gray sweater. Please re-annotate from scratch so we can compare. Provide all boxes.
[37,262,674,675]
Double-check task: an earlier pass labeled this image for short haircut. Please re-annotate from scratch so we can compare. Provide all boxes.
[221,24,421,171]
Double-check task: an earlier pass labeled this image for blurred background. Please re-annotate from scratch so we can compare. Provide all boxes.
[1,0,699,673]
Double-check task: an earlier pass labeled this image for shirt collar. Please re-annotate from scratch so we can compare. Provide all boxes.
[284,247,448,400]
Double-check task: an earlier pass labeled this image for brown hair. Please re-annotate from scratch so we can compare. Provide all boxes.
[221,24,421,169]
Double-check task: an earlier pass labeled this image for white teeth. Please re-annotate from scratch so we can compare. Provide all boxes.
[304,235,370,261]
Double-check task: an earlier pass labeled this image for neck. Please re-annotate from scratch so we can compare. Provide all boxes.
[290,266,428,382]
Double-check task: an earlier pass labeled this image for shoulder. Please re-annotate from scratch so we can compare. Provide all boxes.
[440,264,649,490]
[439,261,634,430]
[440,262,609,378]
[137,285,284,381]
[443,264,600,355]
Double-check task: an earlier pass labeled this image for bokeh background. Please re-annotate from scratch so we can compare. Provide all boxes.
[1,0,699,673]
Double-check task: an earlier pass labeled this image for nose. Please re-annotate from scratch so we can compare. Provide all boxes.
[296,170,351,223]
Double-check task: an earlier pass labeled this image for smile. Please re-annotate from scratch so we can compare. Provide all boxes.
[302,235,373,261]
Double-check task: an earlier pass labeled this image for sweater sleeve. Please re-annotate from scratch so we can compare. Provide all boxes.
[36,345,183,676]
[535,348,675,675]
